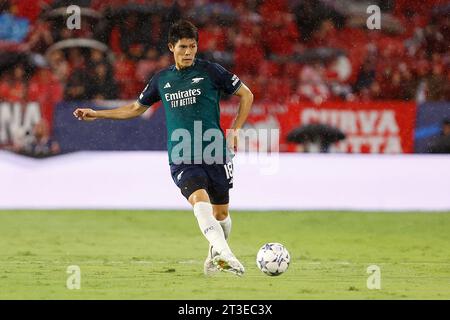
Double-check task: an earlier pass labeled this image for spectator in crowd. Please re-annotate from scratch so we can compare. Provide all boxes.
[0,0,448,104]
[119,13,151,60]
[197,18,234,69]
[0,63,27,102]
[422,21,448,57]
[354,57,376,94]
[308,19,339,48]
[67,47,86,71]
[262,10,300,57]
[113,52,138,99]
[359,81,382,101]
[47,49,70,83]
[398,64,419,101]
[64,68,93,100]
[427,118,450,154]
[424,63,448,101]
[27,67,63,125]
[88,48,107,69]
[0,0,29,43]
[293,0,344,43]
[445,70,450,101]
[198,19,228,53]
[233,26,265,75]
[135,47,160,83]
[26,17,53,54]
[27,119,61,157]
[91,63,118,100]
[295,62,330,104]
[8,119,60,158]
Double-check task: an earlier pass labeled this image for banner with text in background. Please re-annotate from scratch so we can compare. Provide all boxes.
[1,100,417,154]
[220,100,417,153]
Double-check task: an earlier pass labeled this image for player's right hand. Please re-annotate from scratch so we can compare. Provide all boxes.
[226,129,240,153]
[73,108,97,121]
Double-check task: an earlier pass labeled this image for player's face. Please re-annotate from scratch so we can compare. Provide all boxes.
[169,38,197,69]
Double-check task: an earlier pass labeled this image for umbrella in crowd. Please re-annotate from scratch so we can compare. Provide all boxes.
[294,47,346,64]
[286,123,346,153]
[41,6,102,21]
[45,38,114,63]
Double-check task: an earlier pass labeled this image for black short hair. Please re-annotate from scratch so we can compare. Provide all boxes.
[168,20,198,45]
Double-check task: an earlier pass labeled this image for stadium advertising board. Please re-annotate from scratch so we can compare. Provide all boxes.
[0,101,43,146]
[52,101,167,152]
[0,100,418,154]
[220,101,417,153]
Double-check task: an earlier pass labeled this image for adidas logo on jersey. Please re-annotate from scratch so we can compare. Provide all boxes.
[191,77,204,84]
[164,82,171,88]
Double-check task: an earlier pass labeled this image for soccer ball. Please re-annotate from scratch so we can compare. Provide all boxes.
[256,243,290,276]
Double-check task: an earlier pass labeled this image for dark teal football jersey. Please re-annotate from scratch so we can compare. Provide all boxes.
[137,58,242,164]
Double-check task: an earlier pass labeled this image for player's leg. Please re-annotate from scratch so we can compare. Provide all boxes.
[208,205,242,276]
[186,187,234,259]
[170,164,232,255]
[188,189,243,276]
[213,203,231,240]
[204,162,244,276]
[171,163,243,275]
[208,161,234,241]
[203,203,232,275]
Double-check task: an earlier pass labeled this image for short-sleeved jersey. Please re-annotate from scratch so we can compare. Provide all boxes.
[137,58,242,164]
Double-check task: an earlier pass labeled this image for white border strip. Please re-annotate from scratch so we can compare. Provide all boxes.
[1,151,449,211]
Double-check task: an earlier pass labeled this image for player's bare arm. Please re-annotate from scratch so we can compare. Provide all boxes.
[227,83,254,151]
[73,101,147,121]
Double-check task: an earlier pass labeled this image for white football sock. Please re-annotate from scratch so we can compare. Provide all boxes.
[218,215,232,240]
[193,202,232,257]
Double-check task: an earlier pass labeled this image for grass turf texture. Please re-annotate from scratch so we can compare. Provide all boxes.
[0,210,449,300]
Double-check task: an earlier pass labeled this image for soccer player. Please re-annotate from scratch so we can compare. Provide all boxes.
[73,20,254,276]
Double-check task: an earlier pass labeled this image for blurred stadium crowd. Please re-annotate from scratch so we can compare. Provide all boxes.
[0,0,448,105]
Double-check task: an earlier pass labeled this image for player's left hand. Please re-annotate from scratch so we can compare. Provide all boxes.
[226,129,239,153]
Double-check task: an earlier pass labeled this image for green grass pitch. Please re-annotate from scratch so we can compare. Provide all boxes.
[0,210,449,300]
